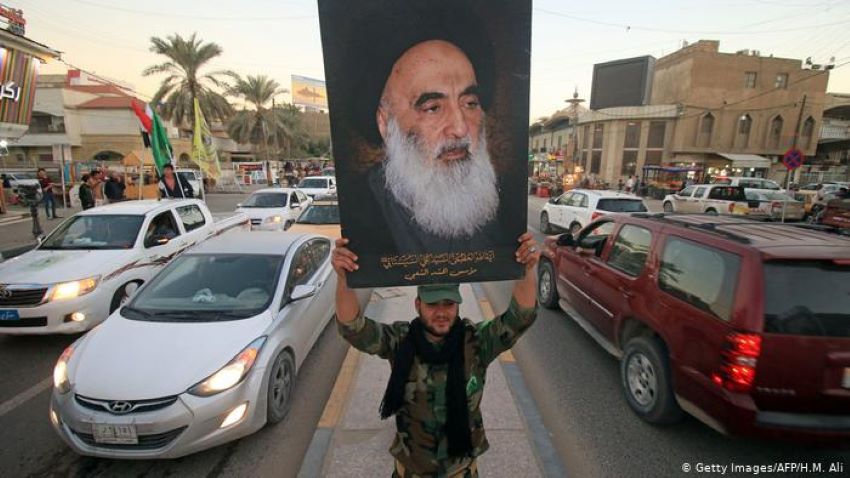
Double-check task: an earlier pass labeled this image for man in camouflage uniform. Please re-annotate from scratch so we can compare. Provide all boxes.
[332,232,540,477]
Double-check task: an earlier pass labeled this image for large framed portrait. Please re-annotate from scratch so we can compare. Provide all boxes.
[318,0,532,288]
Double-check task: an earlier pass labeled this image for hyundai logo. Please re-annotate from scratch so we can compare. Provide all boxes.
[108,401,134,414]
[0,284,11,299]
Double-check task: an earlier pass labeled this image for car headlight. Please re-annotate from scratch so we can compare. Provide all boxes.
[263,215,283,224]
[54,345,74,394]
[51,276,100,301]
[188,337,266,397]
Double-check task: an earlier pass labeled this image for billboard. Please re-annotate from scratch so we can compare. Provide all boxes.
[318,0,532,287]
[291,75,328,109]
[590,56,655,110]
[0,47,38,125]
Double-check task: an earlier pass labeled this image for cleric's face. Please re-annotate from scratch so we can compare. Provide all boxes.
[377,40,483,163]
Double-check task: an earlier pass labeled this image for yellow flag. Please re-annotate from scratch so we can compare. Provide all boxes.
[192,98,222,180]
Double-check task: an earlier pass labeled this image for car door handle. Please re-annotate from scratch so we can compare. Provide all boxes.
[618,286,634,298]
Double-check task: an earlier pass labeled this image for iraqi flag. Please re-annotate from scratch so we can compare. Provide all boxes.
[131,100,173,174]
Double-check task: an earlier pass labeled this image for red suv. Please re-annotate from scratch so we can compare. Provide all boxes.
[537,213,850,444]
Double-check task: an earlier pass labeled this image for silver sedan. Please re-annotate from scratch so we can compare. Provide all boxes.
[50,231,338,459]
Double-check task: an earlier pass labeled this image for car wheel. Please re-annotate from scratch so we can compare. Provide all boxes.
[537,260,559,309]
[569,222,582,236]
[110,281,141,313]
[267,350,295,424]
[705,208,718,216]
[540,212,552,234]
[620,336,683,425]
[663,202,674,213]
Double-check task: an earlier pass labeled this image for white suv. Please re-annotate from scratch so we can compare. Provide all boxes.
[713,176,786,195]
[297,176,336,198]
[540,189,648,235]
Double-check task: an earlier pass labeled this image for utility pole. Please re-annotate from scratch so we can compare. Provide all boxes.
[565,87,585,183]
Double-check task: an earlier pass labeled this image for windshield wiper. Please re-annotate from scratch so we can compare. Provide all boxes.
[146,310,256,322]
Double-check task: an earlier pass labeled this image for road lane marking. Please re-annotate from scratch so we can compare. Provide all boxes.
[0,377,52,419]
[317,345,360,428]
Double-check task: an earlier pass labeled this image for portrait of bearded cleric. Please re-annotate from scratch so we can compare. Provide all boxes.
[318,0,532,287]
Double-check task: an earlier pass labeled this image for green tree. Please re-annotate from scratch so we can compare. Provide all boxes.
[226,75,302,161]
[143,33,234,127]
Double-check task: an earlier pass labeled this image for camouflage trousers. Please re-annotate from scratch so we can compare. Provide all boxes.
[392,459,478,478]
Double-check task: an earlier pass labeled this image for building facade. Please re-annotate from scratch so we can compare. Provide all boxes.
[650,40,828,181]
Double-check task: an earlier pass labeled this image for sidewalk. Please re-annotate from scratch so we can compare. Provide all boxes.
[298,285,563,478]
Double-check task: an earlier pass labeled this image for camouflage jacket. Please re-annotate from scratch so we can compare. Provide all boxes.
[337,298,537,477]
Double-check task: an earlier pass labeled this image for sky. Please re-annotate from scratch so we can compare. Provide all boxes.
[20,0,850,122]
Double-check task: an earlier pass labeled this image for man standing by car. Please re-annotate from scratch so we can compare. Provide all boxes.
[104,172,126,203]
[78,174,95,210]
[332,232,540,477]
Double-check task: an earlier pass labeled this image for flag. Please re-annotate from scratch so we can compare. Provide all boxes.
[192,98,222,180]
[130,100,152,133]
[149,108,174,174]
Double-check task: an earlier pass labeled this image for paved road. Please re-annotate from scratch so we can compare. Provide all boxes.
[478,198,848,478]
[0,192,357,477]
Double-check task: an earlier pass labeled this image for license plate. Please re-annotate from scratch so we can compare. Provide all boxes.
[843,368,850,389]
[0,310,20,321]
[92,423,138,445]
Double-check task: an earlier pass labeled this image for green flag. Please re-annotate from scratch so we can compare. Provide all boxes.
[149,110,174,174]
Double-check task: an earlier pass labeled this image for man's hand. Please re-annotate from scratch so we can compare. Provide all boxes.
[333,237,361,323]
[513,231,540,309]
[332,237,359,276]
[515,232,541,272]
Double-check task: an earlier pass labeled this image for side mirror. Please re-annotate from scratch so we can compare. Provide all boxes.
[145,235,170,248]
[556,233,575,247]
[236,203,242,208]
[290,284,316,302]
[548,197,558,204]
[292,203,300,209]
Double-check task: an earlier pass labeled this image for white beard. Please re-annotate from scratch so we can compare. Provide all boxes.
[383,118,499,239]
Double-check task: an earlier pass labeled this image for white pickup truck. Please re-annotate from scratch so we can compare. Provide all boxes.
[0,199,248,334]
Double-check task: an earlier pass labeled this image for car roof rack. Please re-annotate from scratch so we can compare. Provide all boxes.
[631,213,752,243]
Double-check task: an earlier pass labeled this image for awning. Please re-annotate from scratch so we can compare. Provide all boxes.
[717,153,771,169]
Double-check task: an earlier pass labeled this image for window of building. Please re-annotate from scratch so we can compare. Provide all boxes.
[801,117,815,149]
[644,150,662,166]
[542,138,547,152]
[582,125,589,149]
[774,73,788,89]
[697,113,714,147]
[557,136,562,149]
[621,150,638,177]
[659,238,741,322]
[624,121,640,149]
[744,71,757,89]
[736,114,752,148]
[592,123,604,149]
[607,225,652,277]
[647,121,666,149]
[767,115,783,149]
[591,151,601,174]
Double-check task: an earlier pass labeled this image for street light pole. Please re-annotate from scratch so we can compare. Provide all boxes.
[565,87,585,183]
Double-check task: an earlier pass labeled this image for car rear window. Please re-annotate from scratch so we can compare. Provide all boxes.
[763,261,850,338]
[597,199,647,213]
[708,186,746,201]
[659,237,741,321]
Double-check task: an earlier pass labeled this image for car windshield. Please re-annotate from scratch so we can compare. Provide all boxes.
[241,193,287,208]
[125,254,284,321]
[177,172,197,183]
[39,215,144,250]
[763,261,850,338]
[297,203,340,224]
[299,178,328,189]
[596,199,647,213]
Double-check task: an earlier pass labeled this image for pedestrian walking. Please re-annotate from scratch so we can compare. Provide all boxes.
[625,175,635,194]
[332,233,540,477]
[37,168,60,219]
[104,172,126,203]
[79,174,96,210]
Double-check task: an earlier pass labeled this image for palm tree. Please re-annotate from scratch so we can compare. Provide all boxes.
[143,33,234,127]
[226,75,301,162]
